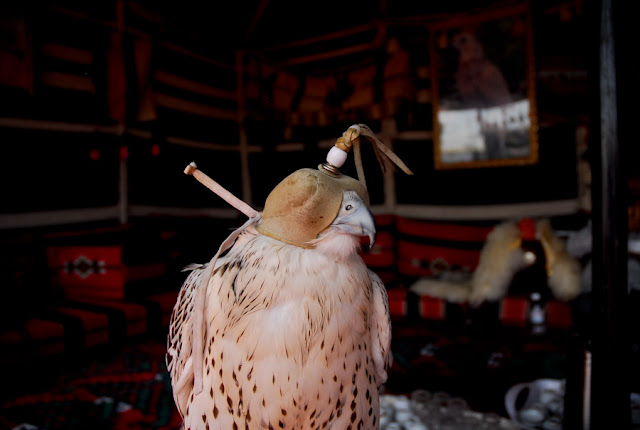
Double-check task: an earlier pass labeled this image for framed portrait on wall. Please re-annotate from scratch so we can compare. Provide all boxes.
[430,3,538,169]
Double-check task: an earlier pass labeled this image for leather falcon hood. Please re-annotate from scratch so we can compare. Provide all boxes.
[256,168,369,248]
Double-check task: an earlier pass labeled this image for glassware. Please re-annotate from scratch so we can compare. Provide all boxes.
[481,412,503,429]
[447,396,469,414]
[393,395,412,413]
[432,391,451,408]
[518,401,547,425]
[456,413,485,430]
[379,404,394,429]
[413,400,441,424]
[542,415,563,430]
[411,389,433,411]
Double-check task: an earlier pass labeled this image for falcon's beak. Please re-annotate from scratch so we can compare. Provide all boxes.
[333,205,377,249]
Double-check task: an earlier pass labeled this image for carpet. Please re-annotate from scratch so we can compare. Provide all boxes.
[0,325,573,430]
[0,341,182,430]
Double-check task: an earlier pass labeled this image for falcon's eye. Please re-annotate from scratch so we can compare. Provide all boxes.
[345,204,353,211]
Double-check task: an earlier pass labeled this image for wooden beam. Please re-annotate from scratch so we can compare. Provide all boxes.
[160,41,235,70]
[0,117,115,133]
[154,71,236,100]
[394,130,434,141]
[128,205,239,219]
[48,4,233,69]
[274,142,305,152]
[40,71,95,92]
[0,206,120,229]
[0,118,266,153]
[154,93,237,120]
[265,23,376,51]
[236,50,253,207]
[42,43,93,64]
[395,200,580,221]
[166,135,261,153]
[282,22,386,66]
[246,0,270,41]
[284,42,379,66]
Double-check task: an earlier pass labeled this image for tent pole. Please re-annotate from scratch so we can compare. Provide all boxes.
[589,0,630,427]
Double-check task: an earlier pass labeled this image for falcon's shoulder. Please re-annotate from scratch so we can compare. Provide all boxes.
[369,270,392,383]
[165,233,269,416]
[165,264,208,416]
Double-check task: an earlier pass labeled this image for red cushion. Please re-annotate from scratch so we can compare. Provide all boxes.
[47,246,167,301]
[397,240,482,277]
[0,329,21,345]
[47,306,109,333]
[145,290,179,327]
[396,217,493,242]
[24,319,65,342]
[546,301,573,328]
[146,290,178,310]
[387,288,408,317]
[0,319,66,360]
[79,299,147,321]
[47,246,123,268]
[395,217,494,277]
[499,297,529,326]
[76,299,148,337]
[419,296,447,320]
[361,231,396,267]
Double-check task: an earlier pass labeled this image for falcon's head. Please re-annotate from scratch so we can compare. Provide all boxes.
[256,168,374,258]
[309,190,376,259]
[331,190,376,247]
[254,124,413,258]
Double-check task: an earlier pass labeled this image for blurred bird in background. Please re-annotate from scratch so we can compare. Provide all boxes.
[453,29,512,108]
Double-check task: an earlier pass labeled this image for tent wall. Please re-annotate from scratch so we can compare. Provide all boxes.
[0,1,589,230]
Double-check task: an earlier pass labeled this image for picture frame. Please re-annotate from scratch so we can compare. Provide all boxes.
[430,4,538,169]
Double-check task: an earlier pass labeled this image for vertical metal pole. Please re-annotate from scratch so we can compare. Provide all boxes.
[590,0,630,428]
[115,0,128,225]
[236,50,253,207]
[118,153,128,224]
[381,119,397,213]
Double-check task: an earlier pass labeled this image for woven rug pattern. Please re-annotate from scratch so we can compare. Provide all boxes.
[0,342,182,430]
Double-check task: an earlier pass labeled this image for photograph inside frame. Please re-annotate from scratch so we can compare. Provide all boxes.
[430,4,539,169]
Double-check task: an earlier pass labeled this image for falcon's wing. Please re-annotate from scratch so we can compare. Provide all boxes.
[369,270,392,383]
[166,264,208,416]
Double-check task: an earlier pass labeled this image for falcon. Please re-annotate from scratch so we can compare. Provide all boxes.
[167,124,410,429]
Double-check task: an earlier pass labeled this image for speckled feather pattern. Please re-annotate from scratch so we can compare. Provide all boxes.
[167,228,392,430]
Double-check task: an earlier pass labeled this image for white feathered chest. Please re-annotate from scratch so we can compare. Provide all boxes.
[167,228,391,430]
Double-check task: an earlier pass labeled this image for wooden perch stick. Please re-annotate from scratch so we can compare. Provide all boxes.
[184,162,258,219]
